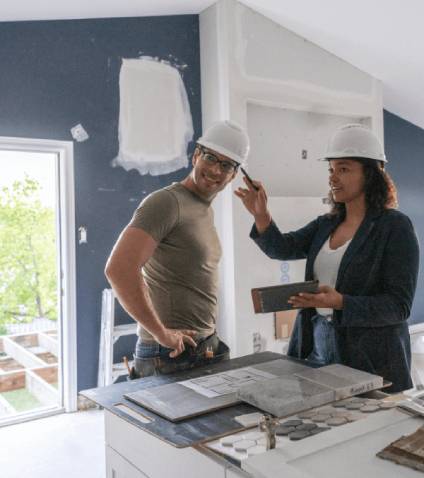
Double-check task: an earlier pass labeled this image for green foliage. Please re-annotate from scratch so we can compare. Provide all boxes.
[0,176,57,328]
[1,389,42,412]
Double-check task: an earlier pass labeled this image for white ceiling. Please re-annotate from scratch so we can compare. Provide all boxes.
[2,0,423,130]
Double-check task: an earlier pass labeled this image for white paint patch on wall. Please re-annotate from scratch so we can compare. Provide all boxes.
[114,57,194,176]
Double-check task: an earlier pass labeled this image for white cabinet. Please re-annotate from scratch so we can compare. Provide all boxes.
[106,446,149,478]
[104,410,229,478]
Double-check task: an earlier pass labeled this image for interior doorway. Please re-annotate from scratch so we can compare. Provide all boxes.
[0,137,76,426]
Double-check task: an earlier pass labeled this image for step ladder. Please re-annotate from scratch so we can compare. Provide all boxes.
[97,289,137,387]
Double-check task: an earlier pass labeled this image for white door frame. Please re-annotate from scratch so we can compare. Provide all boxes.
[0,136,77,412]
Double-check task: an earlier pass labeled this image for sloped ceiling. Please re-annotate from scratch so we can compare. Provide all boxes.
[1,0,423,130]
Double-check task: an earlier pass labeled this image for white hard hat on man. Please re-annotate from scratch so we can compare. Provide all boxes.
[197,120,250,165]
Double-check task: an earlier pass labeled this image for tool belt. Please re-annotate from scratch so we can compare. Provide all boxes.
[131,333,230,379]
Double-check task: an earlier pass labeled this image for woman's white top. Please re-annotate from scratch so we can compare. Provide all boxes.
[313,237,351,316]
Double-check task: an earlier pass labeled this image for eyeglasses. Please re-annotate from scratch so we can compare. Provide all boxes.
[198,147,239,174]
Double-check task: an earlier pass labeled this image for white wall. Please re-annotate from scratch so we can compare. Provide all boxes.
[200,0,383,357]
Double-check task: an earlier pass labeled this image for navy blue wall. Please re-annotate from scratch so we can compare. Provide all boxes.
[0,16,201,390]
[384,110,424,325]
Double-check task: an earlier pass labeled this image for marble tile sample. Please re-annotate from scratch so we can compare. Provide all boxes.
[237,375,334,418]
[294,364,383,400]
[124,359,309,422]
[252,359,311,377]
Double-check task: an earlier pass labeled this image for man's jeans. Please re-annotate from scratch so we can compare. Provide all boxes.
[132,333,230,378]
[307,313,341,366]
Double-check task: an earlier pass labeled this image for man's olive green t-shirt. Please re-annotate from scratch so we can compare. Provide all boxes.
[129,183,222,342]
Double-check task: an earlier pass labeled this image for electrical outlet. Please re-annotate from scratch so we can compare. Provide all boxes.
[253,332,262,353]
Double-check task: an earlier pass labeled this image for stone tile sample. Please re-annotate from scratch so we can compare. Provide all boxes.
[234,412,263,427]
[311,414,332,423]
[365,399,382,405]
[360,405,379,413]
[280,419,303,427]
[326,417,348,426]
[275,425,296,436]
[289,430,311,440]
[247,445,267,455]
[345,412,365,422]
[220,436,241,447]
[379,401,398,409]
[294,364,383,400]
[237,375,334,418]
[253,359,311,377]
[297,410,316,419]
[234,439,256,452]
[297,423,318,431]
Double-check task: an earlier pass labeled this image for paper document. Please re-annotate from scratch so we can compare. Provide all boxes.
[179,366,277,398]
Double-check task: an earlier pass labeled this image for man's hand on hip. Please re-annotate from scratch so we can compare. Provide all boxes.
[155,328,198,358]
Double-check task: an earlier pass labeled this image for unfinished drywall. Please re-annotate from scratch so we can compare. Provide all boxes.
[246,103,371,197]
[201,0,384,358]
[115,57,194,176]
[0,16,201,391]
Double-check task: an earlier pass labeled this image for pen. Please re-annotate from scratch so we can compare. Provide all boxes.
[240,167,259,191]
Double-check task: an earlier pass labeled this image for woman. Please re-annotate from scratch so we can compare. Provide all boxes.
[235,124,419,392]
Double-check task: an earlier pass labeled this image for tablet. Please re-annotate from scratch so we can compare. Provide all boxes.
[251,280,319,313]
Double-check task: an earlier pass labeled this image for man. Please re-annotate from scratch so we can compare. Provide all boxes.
[105,120,249,377]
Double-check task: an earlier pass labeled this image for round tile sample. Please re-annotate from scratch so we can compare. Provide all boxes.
[281,419,303,427]
[350,397,367,404]
[360,405,379,413]
[297,410,316,419]
[326,417,348,426]
[365,399,382,406]
[220,436,239,447]
[247,445,267,456]
[311,414,332,422]
[316,407,334,414]
[379,401,397,409]
[333,399,352,408]
[297,423,318,431]
[331,410,349,418]
[345,412,364,422]
[234,439,257,452]
[275,425,296,436]
[289,430,311,441]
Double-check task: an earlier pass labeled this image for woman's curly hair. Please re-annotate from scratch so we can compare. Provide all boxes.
[329,158,398,217]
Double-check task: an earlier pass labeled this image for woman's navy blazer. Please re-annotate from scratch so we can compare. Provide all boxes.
[251,208,420,392]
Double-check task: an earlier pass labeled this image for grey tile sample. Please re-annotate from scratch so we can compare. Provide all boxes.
[289,430,311,440]
[124,358,309,422]
[275,425,296,436]
[237,375,335,418]
[294,364,383,399]
[252,359,311,376]
[125,382,239,422]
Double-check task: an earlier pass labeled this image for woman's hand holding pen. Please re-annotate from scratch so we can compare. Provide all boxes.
[234,176,272,233]
[287,285,344,310]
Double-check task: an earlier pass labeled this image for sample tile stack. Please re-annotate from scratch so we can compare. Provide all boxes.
[237,364,383,418]
[209,399,400,461]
